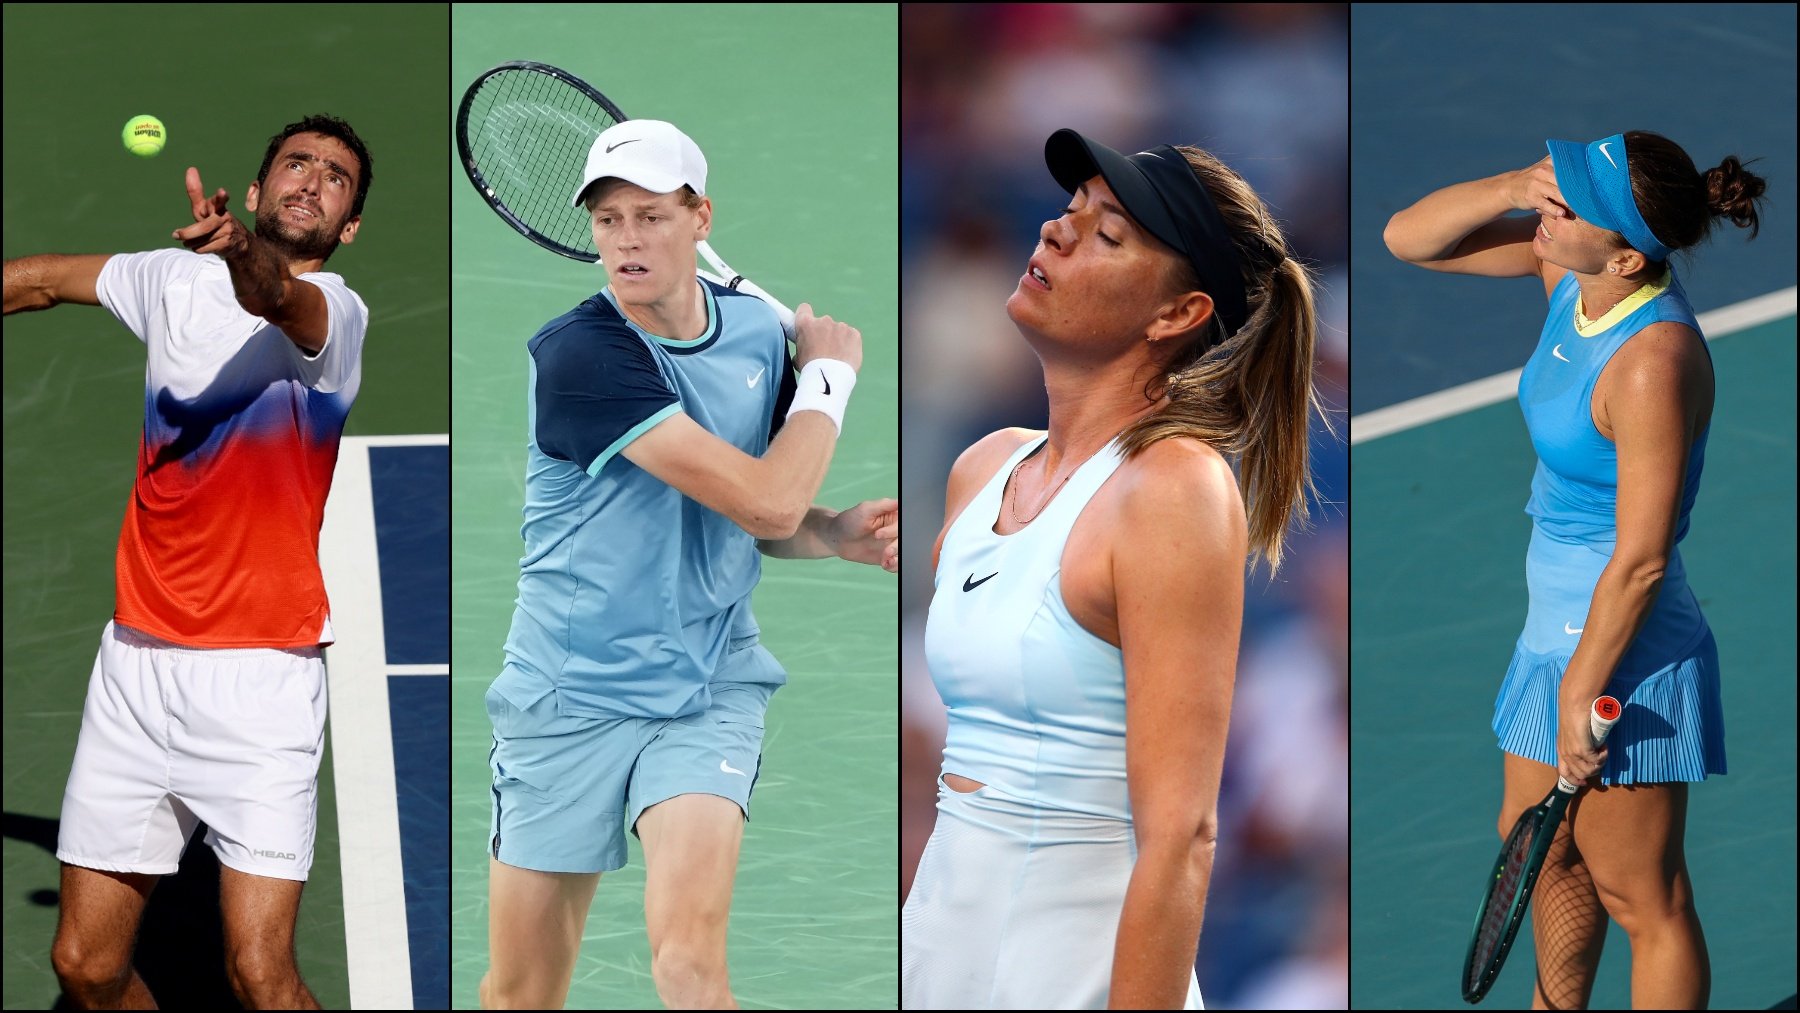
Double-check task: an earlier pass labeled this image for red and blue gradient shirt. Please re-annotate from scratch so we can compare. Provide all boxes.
[94,248,367,648]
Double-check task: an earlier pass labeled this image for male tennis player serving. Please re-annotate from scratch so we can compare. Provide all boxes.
[2,114,372,1009]
[478,119,896,1010]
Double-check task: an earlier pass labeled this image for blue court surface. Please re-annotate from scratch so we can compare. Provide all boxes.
[1350,5,1796,1008]
[320,436,450,1010]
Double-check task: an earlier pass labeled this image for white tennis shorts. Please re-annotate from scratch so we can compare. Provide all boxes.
[55,621,327,881]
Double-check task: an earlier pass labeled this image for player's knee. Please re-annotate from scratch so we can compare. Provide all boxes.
[226,944,297,1003]
[51,935,130,997]
[651,939,729,995]
[1592,876,1689,936]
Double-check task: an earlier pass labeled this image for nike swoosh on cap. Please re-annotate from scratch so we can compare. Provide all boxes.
[1598,141,1618,169]
[606,139,640,154]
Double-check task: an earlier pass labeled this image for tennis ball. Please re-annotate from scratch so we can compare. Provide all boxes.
[123,115,166,158]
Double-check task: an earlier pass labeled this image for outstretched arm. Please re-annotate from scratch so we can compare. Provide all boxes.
[3,254,111,315]
[171,167,330,353]
[758,499,899,571]
[1109,442,1246,1009]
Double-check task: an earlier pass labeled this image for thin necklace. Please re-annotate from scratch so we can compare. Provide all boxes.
[1008,445,1084,525]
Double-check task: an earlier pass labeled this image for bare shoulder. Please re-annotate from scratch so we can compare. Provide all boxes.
[1609,320,1711,402]
[933,427,1042,568]
[1111,437,1247,553]
[946,427,1042,502]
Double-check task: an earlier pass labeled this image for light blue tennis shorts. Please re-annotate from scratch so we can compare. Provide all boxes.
[486,637,782,874]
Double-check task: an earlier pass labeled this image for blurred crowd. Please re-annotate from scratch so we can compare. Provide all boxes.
[900,5,1349,1008]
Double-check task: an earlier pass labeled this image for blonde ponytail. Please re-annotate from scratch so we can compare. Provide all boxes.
[1117,147,1327,574]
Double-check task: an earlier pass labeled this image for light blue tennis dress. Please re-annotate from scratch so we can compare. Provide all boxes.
[904,435,1205,1010]
[1495,268,1726,784]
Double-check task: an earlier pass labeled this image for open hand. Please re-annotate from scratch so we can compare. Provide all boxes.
[172,167,250,258]
[828,498,898,572]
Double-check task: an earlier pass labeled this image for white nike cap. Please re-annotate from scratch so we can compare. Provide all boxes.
[570,119,708,208]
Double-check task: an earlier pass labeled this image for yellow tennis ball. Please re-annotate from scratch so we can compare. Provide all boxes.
[122,115,166,158]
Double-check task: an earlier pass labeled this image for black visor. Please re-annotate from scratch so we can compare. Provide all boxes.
[1044,128,1251,340]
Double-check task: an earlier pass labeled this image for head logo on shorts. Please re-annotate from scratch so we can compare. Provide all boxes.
[254,848,299,861]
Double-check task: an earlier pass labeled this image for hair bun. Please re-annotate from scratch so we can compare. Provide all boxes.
[1704,156,1766,236]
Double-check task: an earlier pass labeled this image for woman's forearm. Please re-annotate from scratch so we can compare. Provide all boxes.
[1560,555,1666,709]
[1383,171,1520,263]
[1108,835,1213,1009]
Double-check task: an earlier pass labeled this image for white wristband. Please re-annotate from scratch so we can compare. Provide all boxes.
[786,358,857,434]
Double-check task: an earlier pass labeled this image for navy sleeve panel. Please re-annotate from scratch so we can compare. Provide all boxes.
[768,344,798,440]
[531,314,679,473]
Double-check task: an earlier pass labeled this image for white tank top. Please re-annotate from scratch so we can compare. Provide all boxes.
[924,434,1133,821]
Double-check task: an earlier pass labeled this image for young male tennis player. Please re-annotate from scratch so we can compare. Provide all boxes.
[903,129,1323,1008]
[3,115,373,1009]
[478,119,897,1010]
[1386,131,1764,1009]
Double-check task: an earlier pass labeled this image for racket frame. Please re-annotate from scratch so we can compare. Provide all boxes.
[455,60,626,263]
[1460,696,1622,1004]
[455,60,795,340]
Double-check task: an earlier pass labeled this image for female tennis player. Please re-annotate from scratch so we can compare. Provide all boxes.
[901,129,1323,1009]
[1385,131,1765,1009]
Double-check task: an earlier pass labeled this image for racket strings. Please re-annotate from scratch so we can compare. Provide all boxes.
[1530,841,1606,1010]
[466,69,617,259]
[1466,812,1543,992]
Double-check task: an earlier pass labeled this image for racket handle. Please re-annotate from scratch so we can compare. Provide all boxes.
[1555,696,1623,794]
[1589,694,1622,744]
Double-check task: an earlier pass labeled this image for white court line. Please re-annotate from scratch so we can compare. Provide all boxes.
[1351,286,1797,444]
[318,432,446,1010]
[389,664,450,676]
[348,432,450,448]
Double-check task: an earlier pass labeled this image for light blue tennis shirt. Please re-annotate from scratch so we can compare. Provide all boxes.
[1519,268,1708,547]
[499,278,791,720]
[1514,267,1710,663]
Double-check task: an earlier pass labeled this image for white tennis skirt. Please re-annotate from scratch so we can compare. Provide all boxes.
[901,778,1203,1010]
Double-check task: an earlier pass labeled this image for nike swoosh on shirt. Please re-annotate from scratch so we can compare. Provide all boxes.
[1565,622,1584,635]
[720,759,747,777]
[962,572,997,592]
[1553,344,1571,362]
[746,367,765,389]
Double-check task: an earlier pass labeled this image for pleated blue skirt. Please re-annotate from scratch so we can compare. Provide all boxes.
[1492,528,1727,784]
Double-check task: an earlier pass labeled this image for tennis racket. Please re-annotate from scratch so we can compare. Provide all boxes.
[1461,694,1623,1004]
[454,60,796,341]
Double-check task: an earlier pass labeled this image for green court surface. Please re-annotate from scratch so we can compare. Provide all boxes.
[1350,316,1798,1009]
[2,5,448,1009]
[448,4,898,1009]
